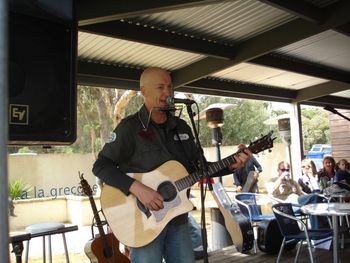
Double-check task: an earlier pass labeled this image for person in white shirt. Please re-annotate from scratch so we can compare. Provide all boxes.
[272,161,303,203]
[298,159,320,193]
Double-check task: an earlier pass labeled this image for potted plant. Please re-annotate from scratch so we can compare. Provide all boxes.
[8,179,32,216]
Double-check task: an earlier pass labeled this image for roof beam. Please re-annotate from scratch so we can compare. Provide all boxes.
[79,20,234,59]
[78,0,226,26]
[171,0,350,88]
[77,61,350,109]
[334,22,350,37]
[258,0,324,24]
[251,54,350,84]
[80,21,350,81]
[76,60,295,101]
[181,78,296,102]
[77,60,141,89]
[294,80,350,103]
[305,95,350,110]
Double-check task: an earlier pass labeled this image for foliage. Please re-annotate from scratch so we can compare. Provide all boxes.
[192,96,273,147]
[8,179,32,200]
[6,88,330,154]
[18,147,33,153]
[301,107,330,150]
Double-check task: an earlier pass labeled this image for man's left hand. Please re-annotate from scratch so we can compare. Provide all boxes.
[229,148,252,170]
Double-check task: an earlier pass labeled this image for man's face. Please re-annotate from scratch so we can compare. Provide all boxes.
[278,164,290,179]
[141,69,173,110]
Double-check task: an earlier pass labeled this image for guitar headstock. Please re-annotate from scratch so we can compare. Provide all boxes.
[247,131,275,154]
[79,171,93,197]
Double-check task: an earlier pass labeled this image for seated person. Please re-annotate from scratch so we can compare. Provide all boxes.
[233,144,263,193]
[318,156,336,192]
[298,159,320,194]
[271,161,303,203]
[297,193,328,229]
[335,159,350,183]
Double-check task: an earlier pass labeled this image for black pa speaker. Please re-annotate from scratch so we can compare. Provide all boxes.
[9,0,77,145]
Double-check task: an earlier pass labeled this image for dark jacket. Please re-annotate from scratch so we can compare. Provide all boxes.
[233,156,262,187]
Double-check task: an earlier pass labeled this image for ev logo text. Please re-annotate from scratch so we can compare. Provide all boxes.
[9,104,29,125]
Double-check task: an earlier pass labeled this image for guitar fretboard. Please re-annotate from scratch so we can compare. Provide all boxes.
[173,130,274,192]
[175,153,236,192]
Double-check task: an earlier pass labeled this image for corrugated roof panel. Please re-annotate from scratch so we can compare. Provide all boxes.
[212,62,327,89]
[128,0,296,45]
[276,30,350,71]
[78,32,205,70]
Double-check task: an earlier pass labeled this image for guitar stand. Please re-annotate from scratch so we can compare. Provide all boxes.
[10,233,31,263]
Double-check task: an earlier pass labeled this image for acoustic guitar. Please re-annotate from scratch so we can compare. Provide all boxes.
[101,132,274,248]
[211,182,254,253]
[242,170,259,193]
[80,173,130,263]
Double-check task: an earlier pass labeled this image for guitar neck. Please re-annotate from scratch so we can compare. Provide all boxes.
[88,195,106,238]
[175,152,238,192]
[174,131,274,192]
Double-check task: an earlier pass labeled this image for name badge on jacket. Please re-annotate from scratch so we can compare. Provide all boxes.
[174,133,189,141]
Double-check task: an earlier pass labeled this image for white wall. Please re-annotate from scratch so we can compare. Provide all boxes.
[8,153,97,199]
[8,144,290,231]
[8,144,289,197]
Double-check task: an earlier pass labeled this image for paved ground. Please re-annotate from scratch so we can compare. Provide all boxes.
[10,225,93,262]
[9,188,349,262]
[9,189,212,262]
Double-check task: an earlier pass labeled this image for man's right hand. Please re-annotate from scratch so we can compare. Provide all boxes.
[236,185,243,192]
[129,180,164,211]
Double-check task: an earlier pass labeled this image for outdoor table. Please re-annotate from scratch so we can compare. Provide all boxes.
[301,203,350,263]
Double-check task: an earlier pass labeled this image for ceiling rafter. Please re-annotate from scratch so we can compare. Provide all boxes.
[306,95,350,109]
[250,54,350,84]
[258,0,325,23]
[334,22,350,37]
[79,20,235,60]
[78,0,228,26]
[260,0,350,39]
[76,0,350,109]
[80,21,350,84]
[77,60,295,101]
[294,80,350,103]
[76,60,350,108]
[171,0,350,88]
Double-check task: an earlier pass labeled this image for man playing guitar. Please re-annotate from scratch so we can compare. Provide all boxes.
[233,144,263,193]
[93,67,251,263]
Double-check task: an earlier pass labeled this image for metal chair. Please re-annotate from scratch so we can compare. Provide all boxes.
[24,223,78,263]
[272,203,333,263]
[234,193,275,254]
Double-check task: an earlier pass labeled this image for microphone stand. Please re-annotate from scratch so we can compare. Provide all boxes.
[185,103,211,263]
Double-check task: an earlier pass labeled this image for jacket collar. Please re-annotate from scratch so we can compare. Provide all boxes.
[138,104,177,131]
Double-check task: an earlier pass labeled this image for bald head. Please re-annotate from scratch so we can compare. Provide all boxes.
[139,67,173,112]
[140,67,170,89]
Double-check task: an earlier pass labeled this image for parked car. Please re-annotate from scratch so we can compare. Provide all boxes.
[306,144,332,171]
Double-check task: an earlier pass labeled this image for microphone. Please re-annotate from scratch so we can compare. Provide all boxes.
[166,96,196,105]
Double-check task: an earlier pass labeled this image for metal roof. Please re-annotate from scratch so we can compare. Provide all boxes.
[77,0,350,109]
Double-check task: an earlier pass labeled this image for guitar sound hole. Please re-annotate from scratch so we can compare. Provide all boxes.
[157,181,177,202]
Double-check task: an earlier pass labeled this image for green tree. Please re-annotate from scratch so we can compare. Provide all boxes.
[301,107,330,150]
[193,96,273,147]
[7,89,330,155]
